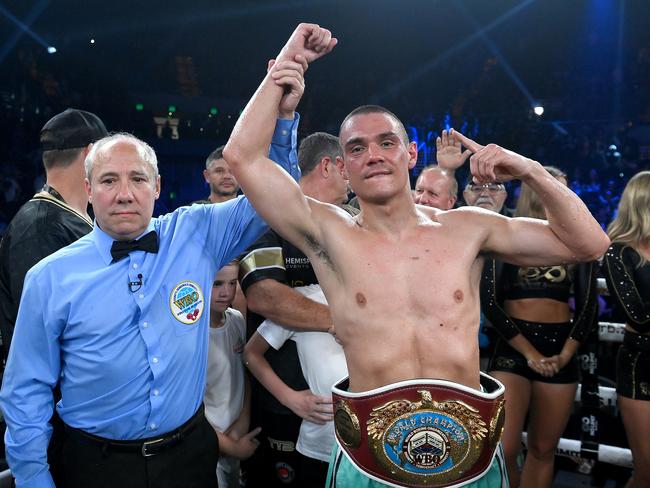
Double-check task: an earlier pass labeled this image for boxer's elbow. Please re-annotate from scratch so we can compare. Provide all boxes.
[576,232,610,262]
[223,141,245,169]
[591,233,611,261]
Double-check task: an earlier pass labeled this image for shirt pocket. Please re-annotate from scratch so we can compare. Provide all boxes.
[161,277,207,337]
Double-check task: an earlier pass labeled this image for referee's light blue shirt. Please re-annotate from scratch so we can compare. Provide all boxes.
[0,115,299,488]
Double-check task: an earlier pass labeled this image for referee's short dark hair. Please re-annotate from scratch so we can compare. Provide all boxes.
[298,132,342,176]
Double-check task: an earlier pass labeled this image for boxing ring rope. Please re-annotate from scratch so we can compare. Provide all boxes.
[596,277,609,296]
[598,322,625,342]
[521,433,633,469]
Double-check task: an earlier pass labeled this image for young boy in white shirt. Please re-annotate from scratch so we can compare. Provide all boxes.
[244,284,348,486]
[204,260,261,487]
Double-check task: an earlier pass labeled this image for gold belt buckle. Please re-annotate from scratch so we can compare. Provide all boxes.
[365,390,495,485]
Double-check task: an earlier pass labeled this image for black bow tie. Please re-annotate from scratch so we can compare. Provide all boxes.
[110,231,159,263]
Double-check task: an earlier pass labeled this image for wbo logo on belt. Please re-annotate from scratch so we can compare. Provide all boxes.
[169,280,204,324]
[366,390,487,485]
[333,375,506,487]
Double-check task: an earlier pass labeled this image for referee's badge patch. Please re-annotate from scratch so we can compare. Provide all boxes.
[170,281,204,324]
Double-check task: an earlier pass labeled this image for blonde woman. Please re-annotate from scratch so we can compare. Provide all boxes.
[603,171,650,488]
[483,167,598,487]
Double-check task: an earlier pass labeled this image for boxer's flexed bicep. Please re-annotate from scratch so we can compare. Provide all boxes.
[225,24,338,259]
[480,211,577,267]
[451,129,608,264]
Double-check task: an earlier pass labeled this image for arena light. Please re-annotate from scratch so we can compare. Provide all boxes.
[372,0,536,103]
[47,46,56,54]
[0,1,51,64]
[533,105,544,116]
[90,38,95,44]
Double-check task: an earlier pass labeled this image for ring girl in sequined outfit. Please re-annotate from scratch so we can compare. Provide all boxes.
[603,171,650,488]
[483,167,598,487]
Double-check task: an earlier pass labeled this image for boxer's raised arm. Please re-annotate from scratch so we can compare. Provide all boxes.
[224,24,336,251]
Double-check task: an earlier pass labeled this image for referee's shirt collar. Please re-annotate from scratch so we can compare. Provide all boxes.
[91,220,157,265]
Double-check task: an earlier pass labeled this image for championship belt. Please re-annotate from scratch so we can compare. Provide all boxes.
[332,373,506,488]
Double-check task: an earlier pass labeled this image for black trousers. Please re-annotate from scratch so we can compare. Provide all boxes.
[242,410,329,487]
[242,410,303,487]
[60,411,219,488]
[299,455,330,487]
[48,409,66,487]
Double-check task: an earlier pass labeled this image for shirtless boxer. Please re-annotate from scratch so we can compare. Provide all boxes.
[224,24,610,488]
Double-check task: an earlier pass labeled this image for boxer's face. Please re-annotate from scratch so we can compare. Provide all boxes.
[86,140,160,241]
[340,112,417,203]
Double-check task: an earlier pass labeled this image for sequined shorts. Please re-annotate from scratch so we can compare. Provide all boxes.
[488,319,580,384]
[617,330,650,400]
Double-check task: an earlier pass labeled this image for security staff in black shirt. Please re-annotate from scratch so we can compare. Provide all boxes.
[0,109,107,364]
[0,108,106,483]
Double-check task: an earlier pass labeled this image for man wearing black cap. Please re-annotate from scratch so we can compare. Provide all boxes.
[0,108,107,485]
[0,108,108,363]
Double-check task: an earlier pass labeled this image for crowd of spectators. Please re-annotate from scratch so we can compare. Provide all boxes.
[1,42,649,233]
[1,23,650,487]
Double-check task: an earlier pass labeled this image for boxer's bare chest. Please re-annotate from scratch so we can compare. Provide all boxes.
[319,221,481,326]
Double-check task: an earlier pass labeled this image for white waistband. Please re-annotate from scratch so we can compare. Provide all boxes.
[332,371,505,400]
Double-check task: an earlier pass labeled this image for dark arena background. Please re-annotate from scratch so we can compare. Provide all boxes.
[1,1,649,487]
